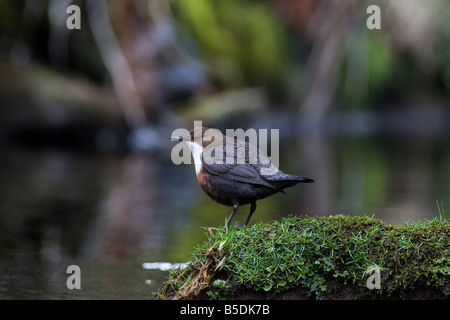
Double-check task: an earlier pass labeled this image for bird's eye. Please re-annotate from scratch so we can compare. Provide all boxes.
[178,136,183,141]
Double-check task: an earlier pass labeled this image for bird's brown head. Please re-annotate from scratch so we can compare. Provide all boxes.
[176,126,224,149]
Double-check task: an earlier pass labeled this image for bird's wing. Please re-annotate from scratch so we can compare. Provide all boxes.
[233,137,280,177]
[201,142,276,188]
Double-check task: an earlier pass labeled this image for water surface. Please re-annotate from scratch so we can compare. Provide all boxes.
[0,133,448,299]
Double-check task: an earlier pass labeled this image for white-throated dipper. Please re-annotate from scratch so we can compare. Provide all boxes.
[171,126,314,228]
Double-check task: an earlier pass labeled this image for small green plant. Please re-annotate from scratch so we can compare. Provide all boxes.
[207,279,233,299]
[437,200,447,221]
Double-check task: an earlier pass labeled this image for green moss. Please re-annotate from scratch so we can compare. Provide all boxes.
[160,215,450,300]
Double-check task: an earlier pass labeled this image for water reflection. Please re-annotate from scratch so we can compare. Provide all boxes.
[142,262,189,271]
[0,133,448,299]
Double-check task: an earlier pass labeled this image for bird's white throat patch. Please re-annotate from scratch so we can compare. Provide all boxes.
[186,141,204,174]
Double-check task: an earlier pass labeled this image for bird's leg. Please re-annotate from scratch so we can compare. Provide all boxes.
[244,202,257,226]
[226,203,239,229]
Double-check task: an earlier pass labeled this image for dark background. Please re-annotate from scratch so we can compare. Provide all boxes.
[0,0,449,299]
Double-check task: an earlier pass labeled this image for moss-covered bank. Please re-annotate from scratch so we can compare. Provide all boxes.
[160,215,450,300]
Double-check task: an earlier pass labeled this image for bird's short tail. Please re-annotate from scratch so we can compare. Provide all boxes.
[294,176,314,183]
[265,172,314,183]
[271,173,314,190]
[286,174,314,183]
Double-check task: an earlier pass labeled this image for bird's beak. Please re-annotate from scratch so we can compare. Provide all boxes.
[170,136,183,142]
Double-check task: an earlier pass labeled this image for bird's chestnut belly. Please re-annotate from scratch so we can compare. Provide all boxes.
[196,171,277,206]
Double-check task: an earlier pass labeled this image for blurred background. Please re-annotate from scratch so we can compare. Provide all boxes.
[0,0,449,299]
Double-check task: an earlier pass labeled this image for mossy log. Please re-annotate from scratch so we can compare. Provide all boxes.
[160,215,450,300]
